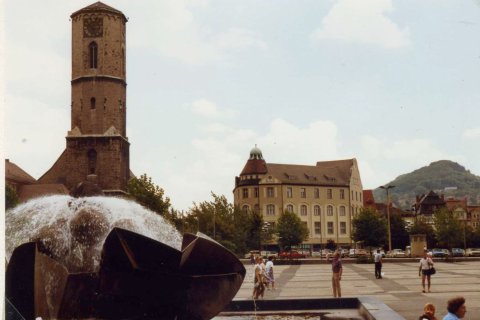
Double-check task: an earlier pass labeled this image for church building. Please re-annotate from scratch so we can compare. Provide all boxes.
[234,146,364,250]
[38,2,130,195]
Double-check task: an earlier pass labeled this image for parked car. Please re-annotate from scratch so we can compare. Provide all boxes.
[244,250,260,259]
[432,248,449,258]
[261,250,278,258]
[349,248,367,258]
[451,248,465,257]
[387,249,406,258]
[465,248,480,257]
[372,248,386,258]
[279,250,306,259]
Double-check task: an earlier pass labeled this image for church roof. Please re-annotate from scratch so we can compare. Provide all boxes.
[5,159,36,184]
[17,184,69,203]
[71,2,127,20]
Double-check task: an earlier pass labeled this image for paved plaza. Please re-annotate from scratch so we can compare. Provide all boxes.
[234,261,480,319]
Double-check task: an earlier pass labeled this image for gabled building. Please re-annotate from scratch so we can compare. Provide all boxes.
[5,159,69,203]
[233,146,363,250]
[414,191,446,224]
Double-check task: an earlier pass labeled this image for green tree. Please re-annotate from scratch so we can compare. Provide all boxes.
[5,184,19,210]
[466,225,480,247]
[127,174,171,217]
[409,219,437,248]
[276,210,309,250]
[388,213,410,249]
[186,193,259,255]
[351,207,387,248]
[433,208,463,248]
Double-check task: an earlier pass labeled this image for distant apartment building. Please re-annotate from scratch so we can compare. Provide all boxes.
[233,146,363,250]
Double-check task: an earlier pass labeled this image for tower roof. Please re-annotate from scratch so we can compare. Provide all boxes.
[71,2,127,20]
[240,146,267,176]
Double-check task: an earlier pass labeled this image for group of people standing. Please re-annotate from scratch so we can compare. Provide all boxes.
[419,297,468,320]
[252,255,275,300]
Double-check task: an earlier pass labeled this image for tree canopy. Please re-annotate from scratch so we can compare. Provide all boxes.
[127,174,171,217]
[351,207,387,248]
[388,213,410,249]
[409,219,437,248]
[5,183,19,210]
[434,208,463,248]
[276,210,309,250]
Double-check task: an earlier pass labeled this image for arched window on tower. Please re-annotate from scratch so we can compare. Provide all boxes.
[87,149,97,175]
[90,97,96,109]
[89,42,98,68]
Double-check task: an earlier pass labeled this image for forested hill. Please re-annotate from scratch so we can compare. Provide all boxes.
[372,160,480,208]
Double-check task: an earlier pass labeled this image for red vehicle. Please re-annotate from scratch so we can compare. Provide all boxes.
[279,250,307,259]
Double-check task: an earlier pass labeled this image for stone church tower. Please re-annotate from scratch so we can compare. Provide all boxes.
[39,2,130,194]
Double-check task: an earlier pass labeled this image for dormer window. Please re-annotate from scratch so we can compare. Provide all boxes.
[89,42,98,68]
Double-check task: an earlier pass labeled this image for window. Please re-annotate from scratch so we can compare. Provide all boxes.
[300,188,306,198]
[314,222,321,235]
[355,191,358,201]
[339,206,346,216]
[87,149,97,174]
[327,222,334,234]
[327,189,332,199]
[327,205,333,216]
[254,187,259,198]
[286,204,294,213]
[90,97,96,109]
[340,222,346,234]
[340,189,345,199]
[242,188,248,199]
[267,204,275,216]
[242,205,249,213]
[314,205,321,216]
[89,42,98,68]
[287,187,293,198]
[351,190,354,200]
[300,205,307,216]
[314,188,319,198]
[267,187,274,198]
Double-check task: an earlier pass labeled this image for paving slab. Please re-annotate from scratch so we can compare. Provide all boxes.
[234,261,480,320]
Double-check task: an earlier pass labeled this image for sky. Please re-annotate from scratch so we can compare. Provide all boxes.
[3,0,480,211]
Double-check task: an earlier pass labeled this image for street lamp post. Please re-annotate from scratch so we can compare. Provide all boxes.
[380,185,395,252]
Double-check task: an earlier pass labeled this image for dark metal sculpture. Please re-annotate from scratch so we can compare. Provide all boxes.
[6,228,246,319]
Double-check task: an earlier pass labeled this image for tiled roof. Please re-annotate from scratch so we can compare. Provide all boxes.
[17,184,69,203]
[240,159,268,176]
[5,159,36,184]
[363,190,375,205]
[265,159,354,186]
[71,2,126,19]
[418,190,445,205]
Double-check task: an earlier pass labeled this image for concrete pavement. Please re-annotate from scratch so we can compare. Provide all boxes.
[234,261,480,319]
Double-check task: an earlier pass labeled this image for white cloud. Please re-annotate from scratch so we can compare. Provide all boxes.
[358,134,466,189]
[130,1,266,65]
[311,0,411,49]
[4,94,69,178]
[191,99,236,119]
[463,127,480,139]
[149,118,340,210]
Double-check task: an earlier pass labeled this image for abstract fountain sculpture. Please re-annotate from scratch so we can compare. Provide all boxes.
[6,196,246,320]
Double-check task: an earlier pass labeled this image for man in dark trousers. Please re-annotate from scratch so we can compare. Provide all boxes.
[374,249,383,279]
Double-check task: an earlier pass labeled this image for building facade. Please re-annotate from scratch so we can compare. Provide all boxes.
[38,2,130,195]
[233,146,363,249]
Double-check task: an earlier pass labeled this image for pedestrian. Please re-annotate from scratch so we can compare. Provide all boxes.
[265,256,275,290]
[252,256,265,300]
[419,303,438,320]
[331,250,343,298]
[442,296,467,320]
[374,249,383,279]
[419,250,434,293]
[250,253,255,265]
